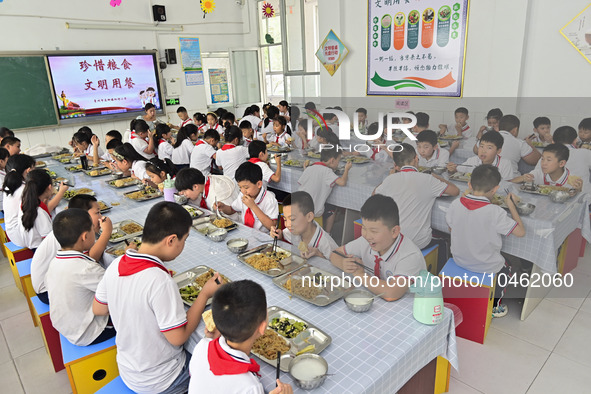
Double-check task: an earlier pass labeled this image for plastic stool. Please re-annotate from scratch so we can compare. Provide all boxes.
[5,242,34,292]
[95,376,134,393]
[31,296,65,372]
[16,258,37,325]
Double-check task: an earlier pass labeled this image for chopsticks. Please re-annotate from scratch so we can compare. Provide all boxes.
[271,212,281,255]
[504,188,517,206]
[276,351,281,387]
[332,250,374,275]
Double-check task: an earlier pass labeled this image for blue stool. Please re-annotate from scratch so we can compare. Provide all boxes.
[421,244,439,276]
[31,296,65,372]
[95,376,134,393]
[5,241,34,292]
[61,334,119,394]
[16,258,37,325]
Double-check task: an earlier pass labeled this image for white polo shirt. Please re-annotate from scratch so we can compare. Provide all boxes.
[215,144,249,180]
[418,147,450,168]
[457,154,514,181]
[231,187,279,232]
[527,167,574,188]
[188,337,264,394]
[16,205,52,249]
[269,131,290,147]
[297,163,340,216]
[446,194,518,273]
[46,250,108,346]
[157,141,174,161]
[534,145,591,194]
[31,231,60,293]
[248,159,275,184]
[498,130,534,176]
[179,118,194,129]
[84,143,105,159]
[131,160,149,180]
[283,222,338,259]
[190,141,217,176]
[343,234,426,279]
[375,166,449,249]
[444,123,473,139]
[4,184,24,243]
[95,251,188,393]
[172,139,195,165]
[130,136,156,160]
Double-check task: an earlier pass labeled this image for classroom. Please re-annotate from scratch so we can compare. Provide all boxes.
[1,0,590,393]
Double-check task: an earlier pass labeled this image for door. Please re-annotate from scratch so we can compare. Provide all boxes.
[229,48,266,116]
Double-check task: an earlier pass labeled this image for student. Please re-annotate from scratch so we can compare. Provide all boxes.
[374,143,459,250]
[152,123,173,161]
[289,105,301,140]
[241,105,263,136]
[190,129,220,176]
[298,146,352,230]
[511,144,583,192]
[92,130,122,165]
[448,130,514,181]
[94,202,223,393]
[31,194,114,305]
[172,124,198,170]
[113,143,149,180]
[239,120,256,146]
[531,117,553,143]
[102,139,123,170]
[278,99,291,121]
[137,103,161,131]
[269,116,292,148]
[145,158,177,190]
[416,130,450,168]
[498,115,541,175]
[260,106,279,142]
[3,154,36,242]
[215,126,249,180]
[193,112,208,134]
[72,130,104,162]
[446,164,526,317]
[439,107,472,138]
[0,127,15,145]
[475,108,503,141]
[248,140,281,184]
[551,126,591,193]
[270,191,338,259]
[206,112,224,133]
[16,169,56,249]
[294,119,313,150]
[169,106,194,131]
[45,209,115,346]
[358,123,393,162]
[0,147,9,211]
[214,162,279,232]
[401,112,429,148]
[175,168,238,211]
[130,119,156,159]
[356,107,368,132]
[188,280,293,394]
[220,112,237,129]
[304,101,317,117]
[331,194,426,301]
[1,136,21,156]
[578,118,591,147]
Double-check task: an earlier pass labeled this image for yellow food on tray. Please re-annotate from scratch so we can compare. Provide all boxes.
[245,254,280,271]
[98,201,109,211]
[283,277,322,300]
[194,269,230,288]
[120,223,142,234]
[252,329,290,360]
[212,218,233,228]
[538,185,570,195]
[114,178,135,187]
[111,249,125,257]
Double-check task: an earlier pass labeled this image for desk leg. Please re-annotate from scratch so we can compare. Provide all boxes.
[520,264,552,321]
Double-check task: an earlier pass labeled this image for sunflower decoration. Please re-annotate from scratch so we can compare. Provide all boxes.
[201,0,216,18]
[262,2,275,18]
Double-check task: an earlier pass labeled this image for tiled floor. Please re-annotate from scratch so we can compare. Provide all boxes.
[0,246,590,394]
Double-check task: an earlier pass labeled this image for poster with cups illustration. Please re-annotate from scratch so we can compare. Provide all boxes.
[367,0,469,97]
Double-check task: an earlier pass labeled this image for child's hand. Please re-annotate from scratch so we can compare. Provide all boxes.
[58,182,70,193]
[125,242,138,251]
[522,173,534,183]
[438,124,447,135]
[91,135,100,147]
[446,162,457,173]
[242,194,256,209]
[204,327,221,340]
[344,161,353,171]
[342,255,364,275]
[505,192,520,207]
[270,380,293,394]
[212,201,225,211]
[274,154,281,163]
[201,272,223,299]
[450,140,461,150]
[302,246,322,259]
[99,216,113,234]
[270,226,282,239]
[568,175,583,191]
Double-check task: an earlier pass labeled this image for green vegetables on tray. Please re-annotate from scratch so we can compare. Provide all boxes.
[269,317,308,339]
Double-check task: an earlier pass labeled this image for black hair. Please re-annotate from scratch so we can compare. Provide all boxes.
[53,209,94,249]
[316,127,340,146]
[214,108,228,118]
[416,130,438,147]
[77,126,93,138]
[455,107,469,116]
[203,129,221,142]
[486,108,503,121]
[304,102,316,111]
[176,106,187,113]
[415,112,430,128]
[144,103,155,111]
[499,115,520,132]
[154,123,171,147]
[470,164,501,193]
[221,112,236,130]
[356,108,367,115]
[480,130,504,149]
[145,157,177,179]
[333,106,343,111]
[0,147,9,161]
[274,115,288,132]
[290,106,301,132]
[174,168,205,191]
[543,143,569,162]
[392,143,417,167]
[106,139,123,150]
[193,112,207,124]
[0,127,14,138]
[235,161,263,184]
[533,117,551,128]
[248,140,267,159]
[239,120,252,130]
[279,100,289,108]
[174,124,198,148]
[21,169,52,231]
[263,106,279,128]
[106,129,123,140]
[134,119,149,134]
[212,280,267,343]
[114,143,146,163]
[553,126,577,145]
[142,202,192,244]
[224,126,243,145]
[0,136,20,148]
[206,112,218,123]
[283,191,314,216]
[578,118,591,131]
[72,131,91,145]
[361,194,399,229]
[3,154,35,195]
[367,122,380,135]
[320,145,341,162]
[129,119,138,132]
[322,111,337,121]
[146,87,155,92]
[68,194,98,211]
[242,105,260,117]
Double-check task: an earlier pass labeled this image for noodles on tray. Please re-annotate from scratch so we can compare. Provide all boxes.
[252,329,290,359]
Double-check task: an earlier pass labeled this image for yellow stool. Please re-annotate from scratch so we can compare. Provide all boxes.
[314,216,323,227]
[16,258,37,326]
[31,296,65,372]
[5,242,34,292]
[61,334,119,394]
[0,222,8,257]
[95,376,134,393]
[434,356,451,394]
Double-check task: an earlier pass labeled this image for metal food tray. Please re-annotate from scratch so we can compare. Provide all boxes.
[449,172,471,183]
[174,265,231,307]
[35,161,47,169]
[193,216,238,235]
[84,167,112,177]
[252,306,332,372]
[272,265,354,306]
[97,201,112,213]
[63,189,95,201]
[519,184,575,197]
[106,178,142,189]
[105,237,141,257]
[341,156,371,164]
[182,205,204,219]
[437,140,449,147]
[237,244,306,277]
[268,146,293,153]
[439,134,463,140]
[65,165,83,172]
[109,219,144,243]
[282,160,304,168]
[307,151,321,159]
[51,153,73,162]
[123,189,164,202]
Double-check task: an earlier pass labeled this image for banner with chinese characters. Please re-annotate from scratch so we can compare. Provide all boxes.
[367,0,469,97]
[316,30,349,76]
[208,68,229,103]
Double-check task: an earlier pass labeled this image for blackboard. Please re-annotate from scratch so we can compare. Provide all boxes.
[0,56,58,129]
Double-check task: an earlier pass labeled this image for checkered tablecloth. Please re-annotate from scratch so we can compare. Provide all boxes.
[47,160,458,394]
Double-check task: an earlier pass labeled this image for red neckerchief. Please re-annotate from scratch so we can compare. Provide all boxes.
[248,158,263,164]
[118,252,168,276]
[221,144,236,151]
[371,147,379,160]
[544,168,569,186]
[460,195,491,210]
[159,138,168,145]
[180,119,192,128]
[39,201,51,218]
[275,131,286,143]
[399,166,418,172]
[372,234,403,280]
[130,130,138,139]
[244,189,266,228]
[312,162,328,167]
[195,140,206,147]
[244,138,252,146]
[200,177,210,209]
[208,338,261,377]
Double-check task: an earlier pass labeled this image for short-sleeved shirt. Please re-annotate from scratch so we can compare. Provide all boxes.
[231,187,279,232]
[457,154,514,181]
[16,205,52,249]
[527,167,574,188]
[446,194,518,273]
[84,143,104,159]
[418,147,450,168]
[95,251,188,393]
[533,145,591,193]
[283,222,338,259]
[298,163,340,216]
[248,159,275,184]
[375,166,449,249]
[188,337,264,394]
[157,141,174,161]
[215,144,249,180]
[269,131,290,147]
[498,130,534,176]
[444,123,473,139]
[31,231,60,293]
[4,185,25,242]
[131,160,149,180]
[46,251,108,346]
[190,141,217,176]
[130,136,156,159]
[179,118,194,129]
[172,139,195,165]
[343,234,426,279]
